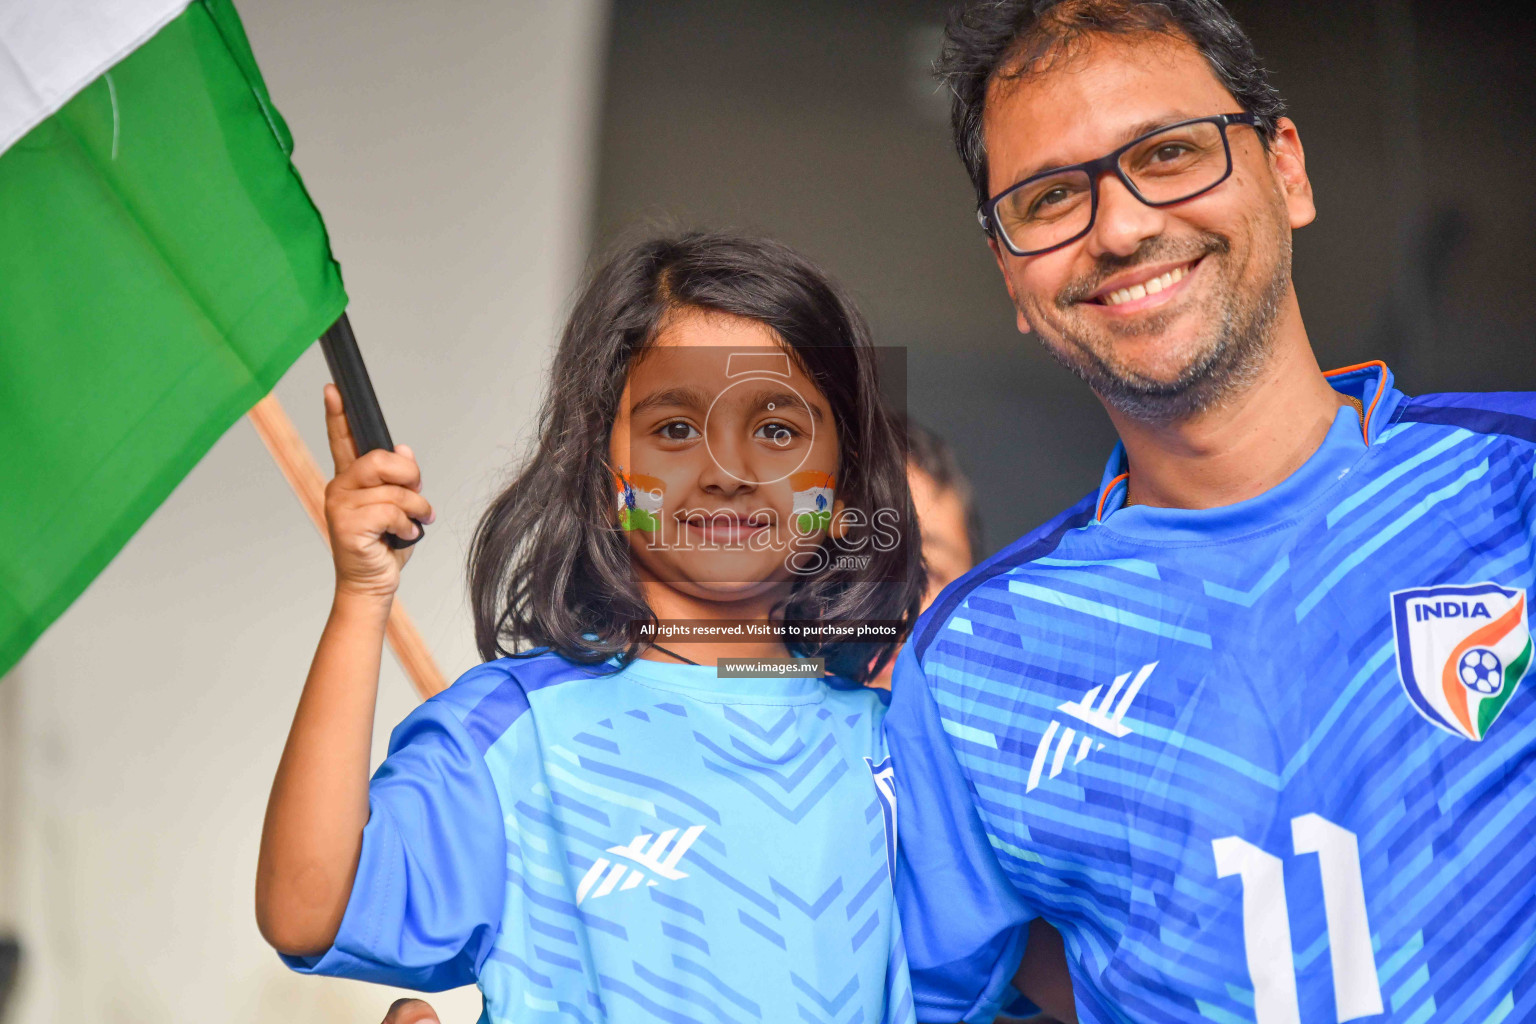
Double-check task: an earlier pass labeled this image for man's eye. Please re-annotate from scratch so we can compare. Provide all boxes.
[1036,186,1071,208]
[756,422,798,446]
[659,421,699,441]
[1023,181,1086,220]
[1149,143,1193,163]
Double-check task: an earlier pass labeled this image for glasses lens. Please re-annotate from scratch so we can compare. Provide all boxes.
[1120,120,1229,203]
[993,168,1093,254]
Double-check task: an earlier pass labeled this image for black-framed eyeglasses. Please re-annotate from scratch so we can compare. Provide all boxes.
[978,112,1262,257]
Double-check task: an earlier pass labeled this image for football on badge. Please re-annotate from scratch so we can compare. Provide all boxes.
[1390,582,1533,741]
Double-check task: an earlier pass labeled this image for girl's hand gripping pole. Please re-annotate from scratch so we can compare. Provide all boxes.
[319,313,423,549]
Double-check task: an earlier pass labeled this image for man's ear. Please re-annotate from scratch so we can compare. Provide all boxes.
[987,236,1034,335]
[1269,117,1315,230]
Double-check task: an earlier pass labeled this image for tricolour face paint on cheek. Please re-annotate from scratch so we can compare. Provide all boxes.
[615,470,665,532]
[790,470,835,534]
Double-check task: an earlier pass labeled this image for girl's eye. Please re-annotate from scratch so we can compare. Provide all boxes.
[659,421,699,441]
[755,421,799,446]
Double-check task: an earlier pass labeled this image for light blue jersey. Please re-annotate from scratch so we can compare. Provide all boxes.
[888,363,1536,1024]
[285,652,914,1024]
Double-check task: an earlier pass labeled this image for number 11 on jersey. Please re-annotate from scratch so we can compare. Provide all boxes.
[1212,813,1385,1024]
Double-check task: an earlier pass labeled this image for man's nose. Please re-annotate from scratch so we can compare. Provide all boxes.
[1084,173,1165,259]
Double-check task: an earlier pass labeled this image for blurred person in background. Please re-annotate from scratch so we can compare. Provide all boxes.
[872,416,982,689]
[887,0,1536,1022]
[905,417,983,611]
[380,998,437,1024]
[379,999,433,1024]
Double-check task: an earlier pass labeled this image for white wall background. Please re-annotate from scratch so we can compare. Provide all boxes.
[0,1,608,1020]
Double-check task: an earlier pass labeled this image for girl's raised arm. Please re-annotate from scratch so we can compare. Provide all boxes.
[254,384,434,956]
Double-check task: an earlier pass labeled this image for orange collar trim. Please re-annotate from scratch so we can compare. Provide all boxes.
[1093,359,1389,521]
[1323,359,1389,445]
[1096,471,1129,521]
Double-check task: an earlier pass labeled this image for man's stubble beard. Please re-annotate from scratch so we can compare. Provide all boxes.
[1025,227,1293,425]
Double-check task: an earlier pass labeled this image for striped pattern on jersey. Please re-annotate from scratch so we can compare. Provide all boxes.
[906,365,1536,1024]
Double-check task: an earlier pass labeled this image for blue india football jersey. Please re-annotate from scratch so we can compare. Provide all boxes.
[284,652,913,1024]
[888,363,1536,1024]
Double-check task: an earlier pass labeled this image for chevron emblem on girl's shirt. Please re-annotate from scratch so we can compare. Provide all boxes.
[575,825,707,903]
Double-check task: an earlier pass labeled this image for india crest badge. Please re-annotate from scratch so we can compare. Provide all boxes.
[1390,582,1532,741]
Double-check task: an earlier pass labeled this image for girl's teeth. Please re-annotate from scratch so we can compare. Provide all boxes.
[1103,264,1189,306]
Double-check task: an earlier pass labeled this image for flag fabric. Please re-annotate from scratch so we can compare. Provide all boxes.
[0,0,189,154]
[0,0,348,677]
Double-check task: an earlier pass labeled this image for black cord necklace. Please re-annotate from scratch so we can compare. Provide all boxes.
[649,643,701,666]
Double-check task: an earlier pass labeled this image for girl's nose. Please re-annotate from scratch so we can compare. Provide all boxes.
[697,429,758,494]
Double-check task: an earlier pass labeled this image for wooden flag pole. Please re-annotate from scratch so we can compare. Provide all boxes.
[247,393,447,700]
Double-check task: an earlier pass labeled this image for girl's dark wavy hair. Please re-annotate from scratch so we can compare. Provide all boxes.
[468,232,922,683]
[937,0,1287,212]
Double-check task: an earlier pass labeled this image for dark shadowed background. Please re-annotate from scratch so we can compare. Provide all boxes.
[591,0,1536,556]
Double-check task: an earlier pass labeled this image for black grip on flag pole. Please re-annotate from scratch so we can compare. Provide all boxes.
[319,313,423,549]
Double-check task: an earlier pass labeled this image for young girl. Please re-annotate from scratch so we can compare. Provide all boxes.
[256,233,924,1023]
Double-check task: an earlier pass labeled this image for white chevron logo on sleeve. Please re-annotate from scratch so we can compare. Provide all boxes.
[575,825,707,904]
[1027,662,1157,793]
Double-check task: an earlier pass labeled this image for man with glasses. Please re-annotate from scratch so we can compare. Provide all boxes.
[887,2,1536,1023]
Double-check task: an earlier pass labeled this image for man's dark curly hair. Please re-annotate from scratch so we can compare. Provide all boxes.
[936,0,1287,213]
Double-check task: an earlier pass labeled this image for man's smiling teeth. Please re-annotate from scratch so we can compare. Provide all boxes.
[1101,264,1189,307]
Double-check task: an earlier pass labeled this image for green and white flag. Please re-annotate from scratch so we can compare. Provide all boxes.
[0,0,348,677]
